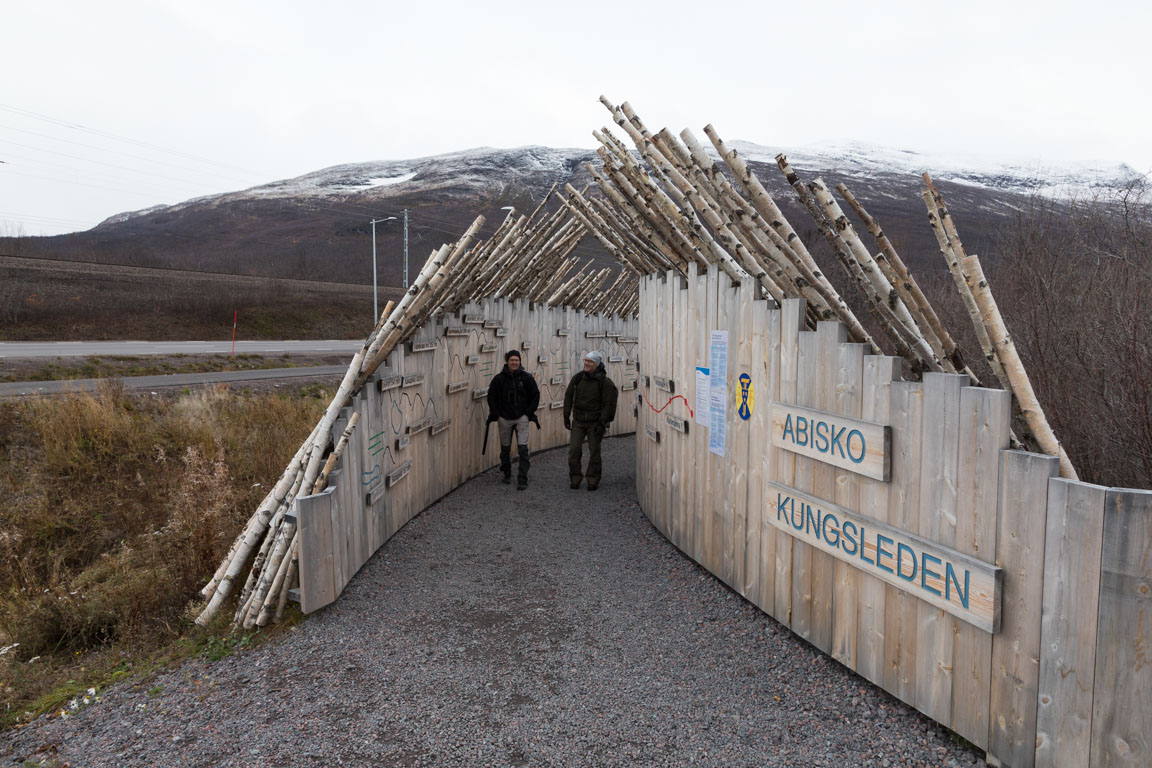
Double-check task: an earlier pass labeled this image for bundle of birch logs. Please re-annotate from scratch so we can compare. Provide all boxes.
[197,200,639,629]
[573,96,1076,479]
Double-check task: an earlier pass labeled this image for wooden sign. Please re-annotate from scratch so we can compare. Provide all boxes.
[465,355,480,365]
[395,434,409,451]
[619,337,638,344]
[378,375,402,392]
[556,328,570,336]
[471,388,488,400]
[550,374,564,385]
[366,481,386,507]
[769,402,890,481]
[480,343,497,353]
[765,482,1001,632]
[402,374,425,388]
[622,380,636,391]
[666,415,689,434]
[408,417,432,435]
[463,314,485,324]
[626,358,636,365]
[646,425,660,443]
[410,340,438,353]
[445,327,470,337]
[608,355,624,363]
[495,328,508,337]
[446,381,468,394]
[385,461,412,488]
[549,400,564,410]
[521,341,533,350]
[654,376,674,393]
[585,331,606,338]
[482,320,502,329]
[537,355,549,363]
[431,418,451,435]
[606,331,622,338]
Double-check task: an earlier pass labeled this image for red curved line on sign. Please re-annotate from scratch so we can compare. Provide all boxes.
[644,393,694,418]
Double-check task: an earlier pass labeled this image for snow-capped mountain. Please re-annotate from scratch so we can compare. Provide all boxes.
[22,140,1144,285]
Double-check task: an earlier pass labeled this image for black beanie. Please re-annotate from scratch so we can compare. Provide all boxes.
[505,349,522,362]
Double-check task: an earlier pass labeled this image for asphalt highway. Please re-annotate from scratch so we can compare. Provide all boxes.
[0,340,364,358]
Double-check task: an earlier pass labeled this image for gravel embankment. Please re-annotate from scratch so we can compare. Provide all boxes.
[3,437,983,767]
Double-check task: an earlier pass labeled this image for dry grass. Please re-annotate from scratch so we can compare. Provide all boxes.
[0,381,332,726]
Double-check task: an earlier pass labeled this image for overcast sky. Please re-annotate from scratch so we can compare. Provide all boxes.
[2,0,1148,236]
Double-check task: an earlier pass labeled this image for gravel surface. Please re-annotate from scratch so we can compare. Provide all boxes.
[3,437,984,767]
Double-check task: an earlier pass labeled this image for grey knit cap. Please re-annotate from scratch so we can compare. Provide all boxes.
[584,350,603,367]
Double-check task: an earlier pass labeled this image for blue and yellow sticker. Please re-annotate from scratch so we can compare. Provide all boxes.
[738,373,754,420]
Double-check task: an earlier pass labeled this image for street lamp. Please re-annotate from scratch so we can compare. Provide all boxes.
[370,216,396,321]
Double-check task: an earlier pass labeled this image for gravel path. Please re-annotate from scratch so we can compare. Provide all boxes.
[3,437,983,767]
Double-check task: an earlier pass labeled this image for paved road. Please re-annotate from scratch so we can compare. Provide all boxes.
[0,340,364,358]
[0,365,348,396]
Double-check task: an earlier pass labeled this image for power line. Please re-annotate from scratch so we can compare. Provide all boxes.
[0,104,274,179]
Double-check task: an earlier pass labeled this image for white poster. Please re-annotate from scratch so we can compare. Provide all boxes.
[708,331,728,456]
[695,367,710,426]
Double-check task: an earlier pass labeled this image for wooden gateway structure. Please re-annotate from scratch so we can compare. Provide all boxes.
[201,98,1150,768]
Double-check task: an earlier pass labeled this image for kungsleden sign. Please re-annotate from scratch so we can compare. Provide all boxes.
[770,403,890,481]
[767,482,1001,632]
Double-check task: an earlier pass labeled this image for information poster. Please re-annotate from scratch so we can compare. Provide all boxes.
[695,367,710,426]
[708,331,728,456]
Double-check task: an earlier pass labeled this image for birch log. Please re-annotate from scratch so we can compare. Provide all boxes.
[923,175,1078,480]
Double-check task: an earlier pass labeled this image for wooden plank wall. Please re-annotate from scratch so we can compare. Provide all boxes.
[295,298,638,612]
[634,275,1151,768]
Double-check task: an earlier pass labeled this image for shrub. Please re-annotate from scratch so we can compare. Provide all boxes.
[0,384,329,657]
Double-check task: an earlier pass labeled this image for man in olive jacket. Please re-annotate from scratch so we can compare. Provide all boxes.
[563,350,618,490]
[487,350,540,490]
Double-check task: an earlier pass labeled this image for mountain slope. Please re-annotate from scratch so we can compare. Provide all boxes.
[5,141,1141,286]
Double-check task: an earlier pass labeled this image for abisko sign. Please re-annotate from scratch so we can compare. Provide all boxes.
[767,402,1000,632]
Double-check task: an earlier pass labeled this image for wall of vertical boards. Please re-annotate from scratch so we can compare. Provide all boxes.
[635,264,1151,768]
[291,297,638,608]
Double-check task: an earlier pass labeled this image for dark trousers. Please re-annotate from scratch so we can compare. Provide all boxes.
[568,421,604,486]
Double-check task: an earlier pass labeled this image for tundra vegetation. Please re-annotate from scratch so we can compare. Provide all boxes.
[0,382,331,726]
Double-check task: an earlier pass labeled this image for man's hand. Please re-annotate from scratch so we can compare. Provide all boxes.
[529,414,541,430]
[487,412,499,424]
[563,416,571,430]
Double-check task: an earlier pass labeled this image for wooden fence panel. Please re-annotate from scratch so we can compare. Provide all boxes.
[950,385,1011,750]
[810,322,848,654]
[1034,478,1107,768]
[989,449,1059,768]
[1088,488,1152,768]
[884,380,924,705]
[296,487,336,614]
[916,373,967,725]
[831,340,867,669]
[854,355,900,686]
[754,303,782,616]
[773,299,805,626]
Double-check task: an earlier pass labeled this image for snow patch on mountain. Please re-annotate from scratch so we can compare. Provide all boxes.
[726,139,1144,197]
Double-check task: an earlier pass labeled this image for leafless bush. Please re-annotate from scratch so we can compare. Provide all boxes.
[985,180,1152,487]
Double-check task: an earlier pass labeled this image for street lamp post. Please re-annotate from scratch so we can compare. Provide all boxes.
[370,216,396,321]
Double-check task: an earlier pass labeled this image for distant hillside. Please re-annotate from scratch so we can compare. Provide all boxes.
[2,141,1142,287]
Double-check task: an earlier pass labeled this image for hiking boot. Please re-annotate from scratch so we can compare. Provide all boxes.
[570,481,581,489]
[517,481,527,491]
[501,474,512,484]
[587,484,599,491]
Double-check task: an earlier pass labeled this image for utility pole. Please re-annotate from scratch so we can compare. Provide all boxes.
[370,216,397,321]
[403,208,409,289]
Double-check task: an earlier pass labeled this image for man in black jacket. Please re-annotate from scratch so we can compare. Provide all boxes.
[487,350,540,490]
[563,350,618,491]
